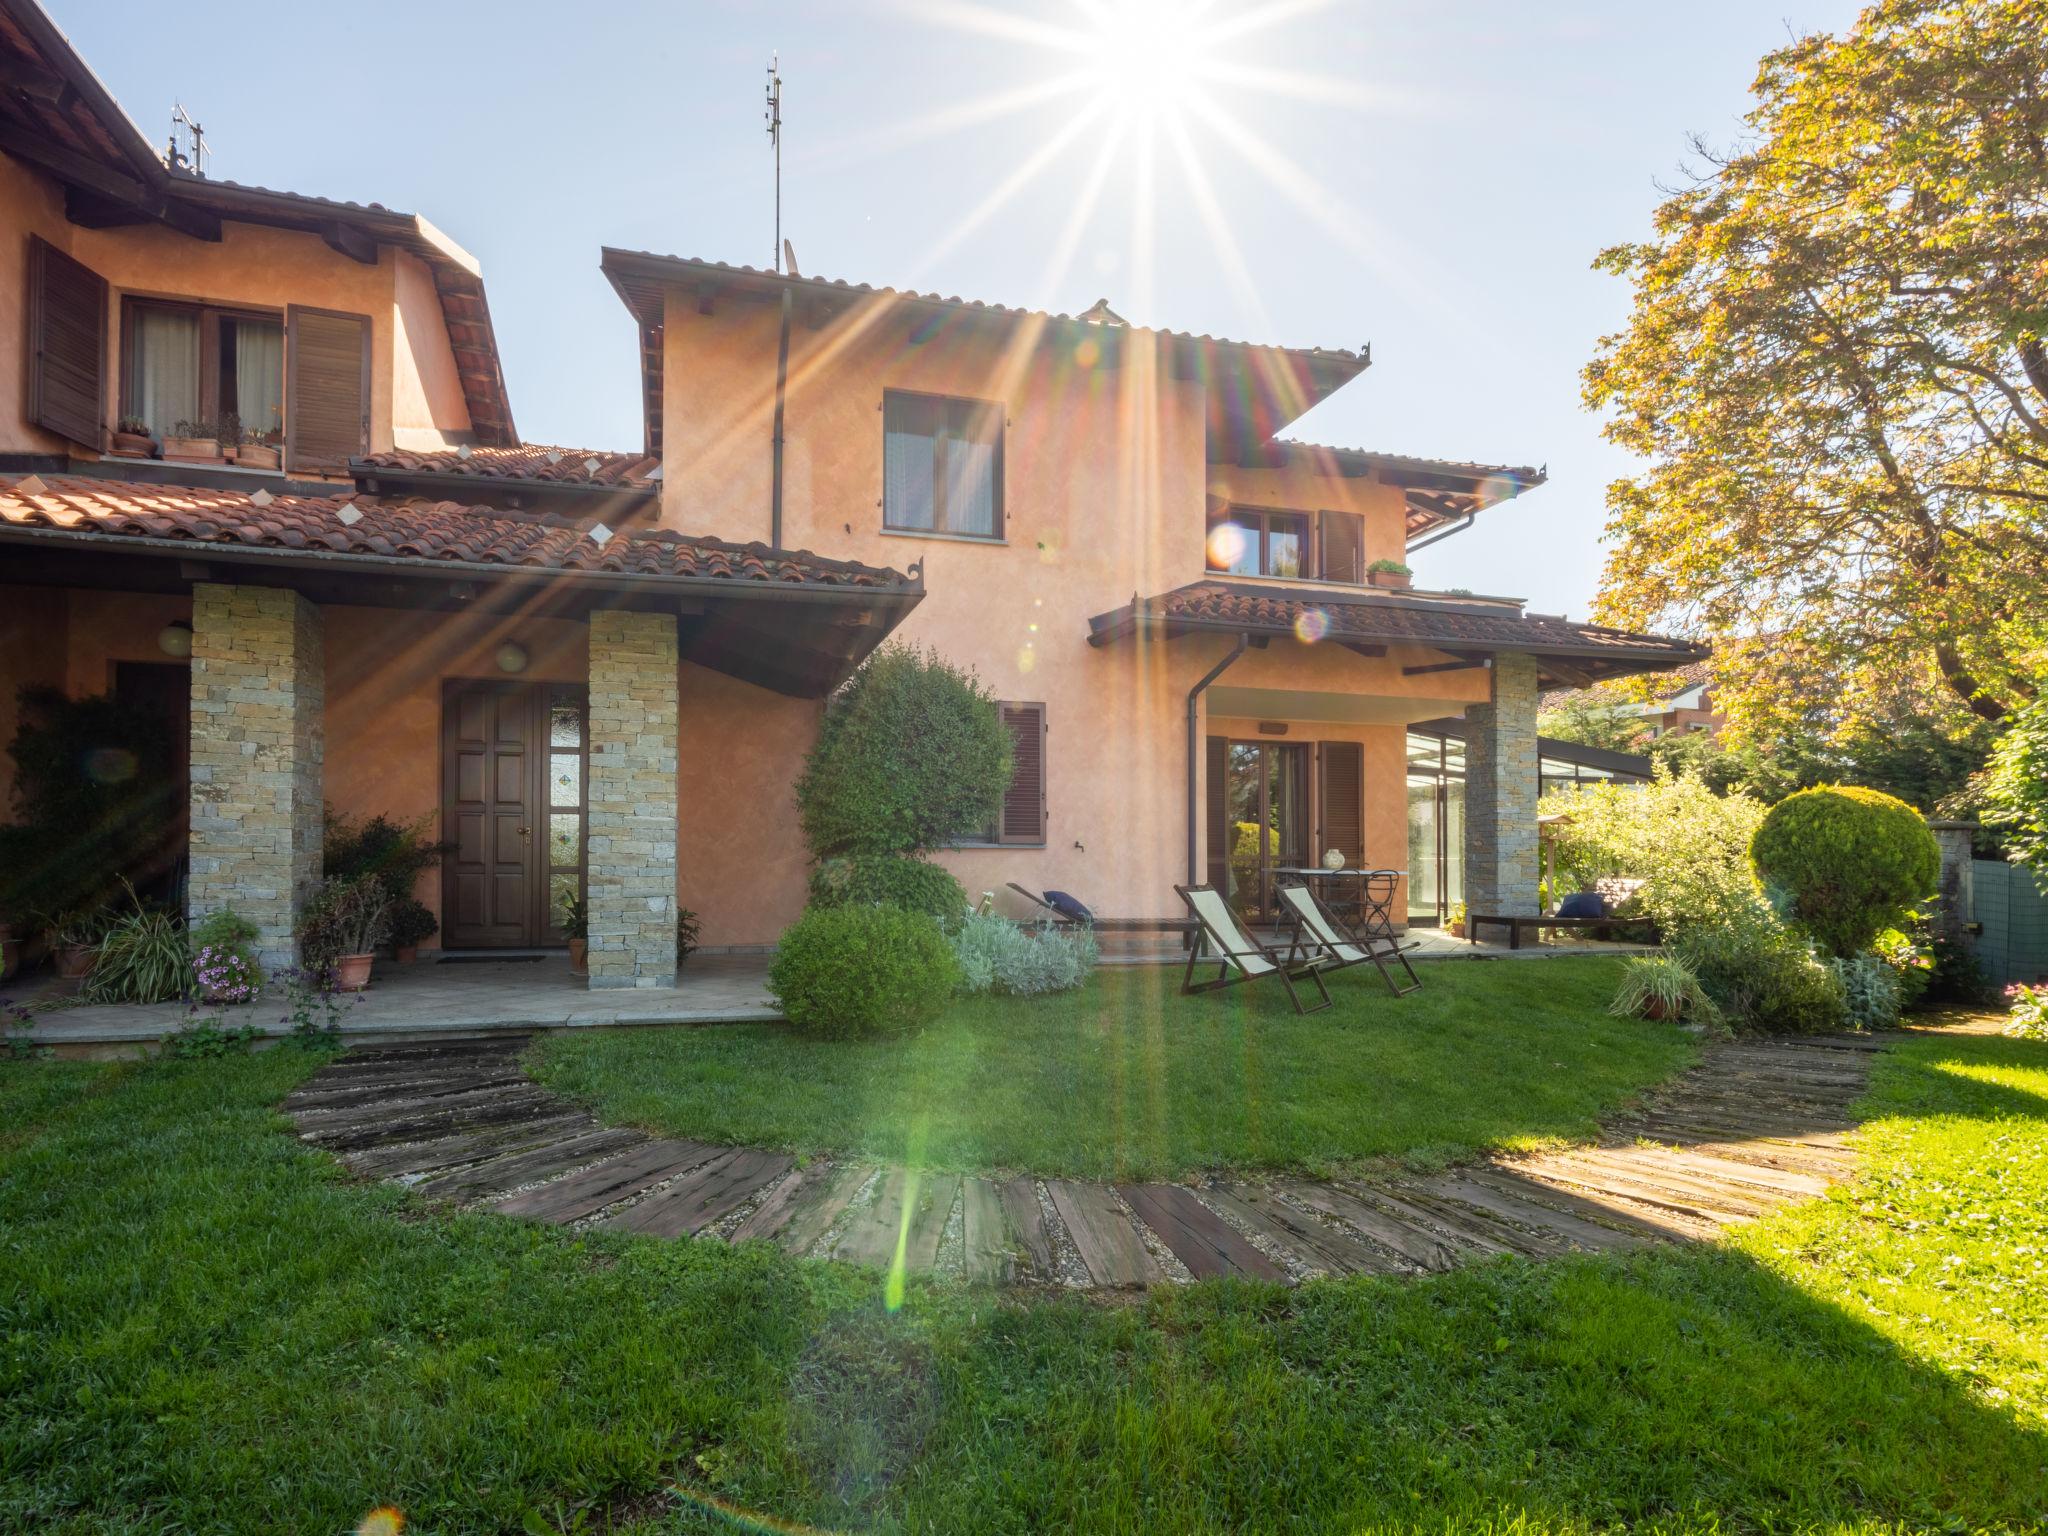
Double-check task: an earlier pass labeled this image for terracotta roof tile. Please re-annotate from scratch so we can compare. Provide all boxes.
[356,445,659,490]
[1090,581,1706,672]
[0,476,908,590]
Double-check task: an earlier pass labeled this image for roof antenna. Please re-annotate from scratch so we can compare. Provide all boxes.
[765,54,784,272]
[167,102,208,178]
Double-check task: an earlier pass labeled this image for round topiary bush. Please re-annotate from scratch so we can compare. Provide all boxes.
[1750,785,1940,957]
[807,854,968,929]
[769,903,961,1040]
[795,644,1013,858]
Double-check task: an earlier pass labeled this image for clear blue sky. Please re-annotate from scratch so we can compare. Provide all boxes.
[52,0,1861,615]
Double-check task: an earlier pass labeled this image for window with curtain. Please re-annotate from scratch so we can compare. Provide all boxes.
[123,299,283,441]
[883,391,1004,538]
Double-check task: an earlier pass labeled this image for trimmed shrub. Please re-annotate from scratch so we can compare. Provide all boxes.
[769,904,960,1040]
[1830,951,1903,1032]
[1750,785,1939,956]
[1541,766,1767,937]
[795,644,1013,858]
[951,912,1099,996]
[808,855,969,929]
[1671,900,1848,1035]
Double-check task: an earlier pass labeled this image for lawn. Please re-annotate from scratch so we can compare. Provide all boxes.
[3,1021,2045,1533]
[531,957,1692,1180]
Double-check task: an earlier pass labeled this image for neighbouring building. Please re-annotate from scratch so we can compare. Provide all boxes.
[0,0,1702,986]
[1540,660,1724,746]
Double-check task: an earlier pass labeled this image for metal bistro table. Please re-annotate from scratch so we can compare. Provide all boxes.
[1274,867,1403,945]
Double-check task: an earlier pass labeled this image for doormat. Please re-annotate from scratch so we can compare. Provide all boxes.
[435,954,546,965]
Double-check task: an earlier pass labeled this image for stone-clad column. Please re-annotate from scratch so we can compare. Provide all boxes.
[585,609,679,988]
[1463,652,1540,917]
[186,583,325,972]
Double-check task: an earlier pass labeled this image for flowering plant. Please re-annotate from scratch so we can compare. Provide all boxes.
[2004,983,2047,1041]
[193,943,261,1005]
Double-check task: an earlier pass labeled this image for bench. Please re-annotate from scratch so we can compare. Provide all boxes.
[1469,879,1658,950]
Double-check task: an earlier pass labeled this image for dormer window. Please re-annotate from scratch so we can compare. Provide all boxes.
[122,298,283,442]
[883,390,1004,539]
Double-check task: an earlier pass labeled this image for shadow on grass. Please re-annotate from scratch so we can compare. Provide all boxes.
[3,1030,2043,1533]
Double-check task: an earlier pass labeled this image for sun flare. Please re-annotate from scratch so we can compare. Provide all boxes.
[1078,0,1217,123]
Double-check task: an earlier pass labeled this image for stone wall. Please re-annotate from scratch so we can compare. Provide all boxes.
[1463,651,1540,916]
[186,584,325,971]
[586,609,680,987]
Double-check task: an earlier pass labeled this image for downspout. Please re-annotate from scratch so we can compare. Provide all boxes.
[1186,633,1249,885]
[769,286,792,549]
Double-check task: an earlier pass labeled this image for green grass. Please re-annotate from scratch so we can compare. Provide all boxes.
[2,1023,2045,1532]
[531,958,1692,1180]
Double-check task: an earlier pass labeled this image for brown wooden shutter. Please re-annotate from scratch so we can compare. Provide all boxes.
[998,702,1047,845]
[287,306,370,472]
[1318,510,1365,584]
[1317,741,1364,866]
[26,236,107,449]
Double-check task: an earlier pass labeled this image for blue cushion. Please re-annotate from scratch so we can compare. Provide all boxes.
[1554,890,1607,919]
[1041,889,1095,924]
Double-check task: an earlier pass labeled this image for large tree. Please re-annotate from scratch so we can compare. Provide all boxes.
[1585,0,2048,733]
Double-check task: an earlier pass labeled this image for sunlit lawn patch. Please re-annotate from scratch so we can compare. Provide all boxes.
[532,957,1689,1180]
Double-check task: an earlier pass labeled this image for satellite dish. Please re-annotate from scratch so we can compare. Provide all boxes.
[783,239,801,278]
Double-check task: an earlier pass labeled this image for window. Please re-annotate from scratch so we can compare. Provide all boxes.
[122,297,284,442]
[969,701,1046,845]
[884,390,1004,538]
[1207,506,1364,582]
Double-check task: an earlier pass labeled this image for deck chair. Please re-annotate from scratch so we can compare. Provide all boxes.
[1276,881,1421,998]
[1175,884,1332,1015]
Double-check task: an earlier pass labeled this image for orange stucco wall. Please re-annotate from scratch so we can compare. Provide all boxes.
[657,288,1490,921]
[2,149,469,461]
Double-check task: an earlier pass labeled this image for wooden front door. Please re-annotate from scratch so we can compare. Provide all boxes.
[442,681,587,949]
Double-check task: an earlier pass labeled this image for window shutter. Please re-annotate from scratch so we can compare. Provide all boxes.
[998,702,1047,845]
[1317,741,1364,866]
[287,306,370,472]
[27,236,106,449]
[1318,510,1365,584]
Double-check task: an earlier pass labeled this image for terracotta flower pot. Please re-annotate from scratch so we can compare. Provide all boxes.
[395,945,419,965]
[235,443,282,470]
[1447,922,1466,939]
[334,953,375,992]
[1642,996,1676,1021]
[56,943,96,979]
[110,431,154,457]
[160,436,223,463]
[1367,570,1412,590]
[568,938,588,975]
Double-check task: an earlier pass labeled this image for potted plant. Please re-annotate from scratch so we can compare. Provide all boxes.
[1446,900,1466,939]
[563,894,588,975]
[301,874,392,993]
[388,896,437,963]
[1366,558,1413,591]
[47,906,110,979]
[189,907,264,1005]
[1609,955,1716,1024]
[234,413,281,471]
[110,416,155,457]
[162,418,229,464]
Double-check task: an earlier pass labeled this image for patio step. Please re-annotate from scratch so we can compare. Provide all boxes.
[280,1028,1886,1293]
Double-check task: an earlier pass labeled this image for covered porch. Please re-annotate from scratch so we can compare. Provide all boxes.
[1087,578,1706,929]
[0,473,922,993]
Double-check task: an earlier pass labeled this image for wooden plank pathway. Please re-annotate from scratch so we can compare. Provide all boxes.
[283,1029,1888,1292]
